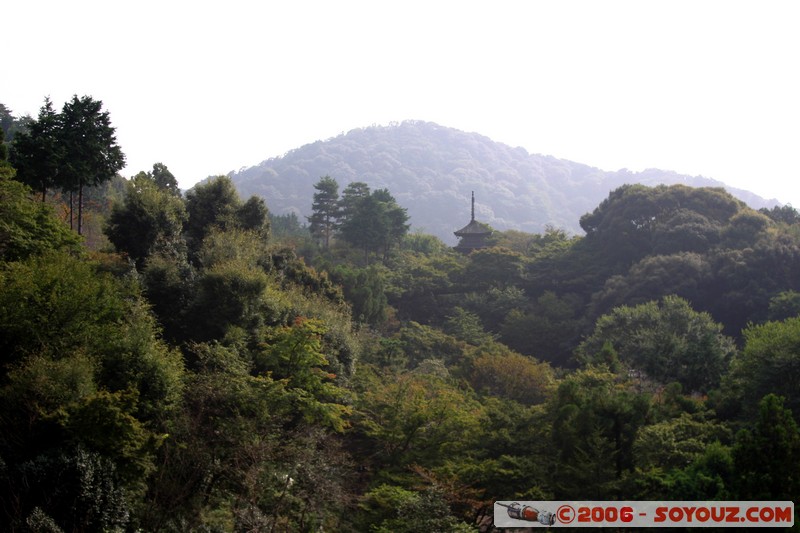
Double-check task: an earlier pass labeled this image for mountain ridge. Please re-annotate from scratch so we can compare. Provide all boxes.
[229,120,778,244]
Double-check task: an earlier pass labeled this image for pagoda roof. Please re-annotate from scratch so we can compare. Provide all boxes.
[454,219,492,236]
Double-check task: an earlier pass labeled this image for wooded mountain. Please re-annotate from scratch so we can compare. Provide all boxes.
[230,120,777,243]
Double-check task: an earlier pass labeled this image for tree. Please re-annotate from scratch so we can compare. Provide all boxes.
[760,204,800,225]
[104,173,187,267]
[0,103,32,143]
[633,413,731,471]
[578,295,735,393]
[184,176,270,261]
[184,175,243,256]
[236,195,271,238]
[732,394,800,500]
[500,291,582,366]
[444,307,494,346]
[467,344,554,404]
[151,162,180,196]
[338,188,409,261]
[579,184,743,272]
[768,290,800,321]
[547,367,650,498]
[308,175,340,249]
[10,98,62,202]
[723,316,800,420]
[0,251,184,530]
[255,318,352,432]
[57,95,126,235]
[0,171,80,262]
[354,366,483,469]
[461,247,525,289]
[338,181,370,225]
[0,104,16,139]
[330,264,388,324]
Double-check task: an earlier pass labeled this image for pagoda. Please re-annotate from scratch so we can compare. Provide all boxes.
[454,192,492,253]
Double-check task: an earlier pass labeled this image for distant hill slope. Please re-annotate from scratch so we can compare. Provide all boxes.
[230,121,777,244]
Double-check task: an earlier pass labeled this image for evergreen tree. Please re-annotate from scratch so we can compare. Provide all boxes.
[733,394,800,500]
[57,95,126,235]
[151,162,181,196]
[104,173,188,267]
[10,98,62,202]
[338,181,370,225]
[338,187,409,261]
[308,175,339,249]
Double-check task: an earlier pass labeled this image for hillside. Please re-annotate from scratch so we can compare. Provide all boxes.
[230,121,777,243]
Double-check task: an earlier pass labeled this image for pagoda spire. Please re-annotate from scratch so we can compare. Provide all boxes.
[454,191,492,253]
[471,191,475,221]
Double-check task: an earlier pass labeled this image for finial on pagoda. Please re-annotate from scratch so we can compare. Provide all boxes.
[454,191,492,253]
[471,191,475,222]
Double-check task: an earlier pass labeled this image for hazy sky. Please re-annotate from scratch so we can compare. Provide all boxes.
[6,1,800,206]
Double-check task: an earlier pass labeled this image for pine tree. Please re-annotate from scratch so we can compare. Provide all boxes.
[308,175,340,249]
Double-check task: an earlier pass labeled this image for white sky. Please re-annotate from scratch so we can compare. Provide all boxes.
[6,1,800,206]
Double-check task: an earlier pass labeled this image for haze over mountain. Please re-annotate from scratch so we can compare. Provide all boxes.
[230,121,778,244]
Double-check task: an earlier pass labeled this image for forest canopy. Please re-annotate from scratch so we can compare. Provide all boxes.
[1,101,799,531]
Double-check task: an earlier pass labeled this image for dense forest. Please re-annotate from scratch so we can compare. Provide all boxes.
[230,121,778,244]
[2,100,799,532]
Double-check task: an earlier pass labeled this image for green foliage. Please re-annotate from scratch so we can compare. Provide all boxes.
[63,389,158,484]
[723,317,800,420]
[12,446,132,532]
[140,251,196,343]
[9,98,62,201]
[580,184,743,270]
[0,103,31,143]
[444,307,494,346]
[308,175,340,248]
[354,365,483,470]
[184,175,270,260]
[105,172,187,266]
[330,264,388,324]
[0,252,184,423]
[500,291,583,366]
[722,210,771,247]
[150,162,181,196]
[271,211,302,232]
[402,232,449,255]
[578,295,735,393]
[184,175,242,253]
[547,367,651,498]
[358,483,420,529]
[760,204,800,225]
[658,441,735,500]
[187,255,271,340]
[6,116,800,528]
[338,186,410,261]
[13,95,125,235]
[461,246,525,289]
[633,413,732,471]
[384,250,464,323]
[257,318,352,432]
[57,95,126,191]
[732,394,800,500]
[0,173,81,262]
[374,486,478,533]
[467,344,554,404]
[768,290,800,321]
[0,250,185,530]
[396,321,468,368]
[589,252,713,319]
[236,194,271,237]
[0,252,127,364]
[49,95,126,234]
